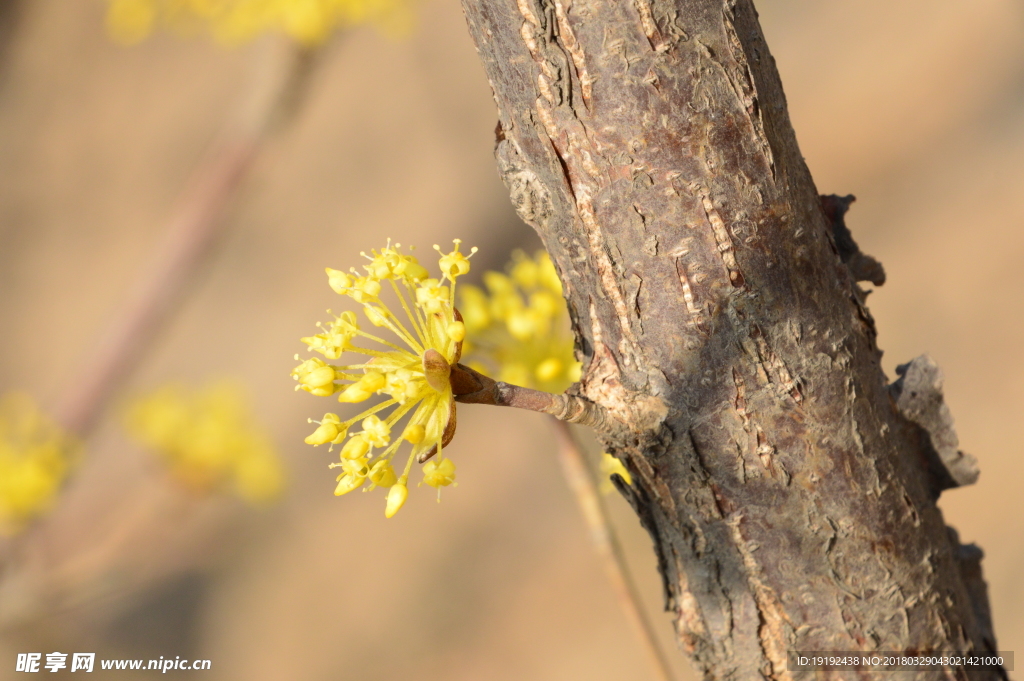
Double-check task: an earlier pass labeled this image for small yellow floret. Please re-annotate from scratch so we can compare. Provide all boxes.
[415,279,450,314]
[337,371,386,403]
[336,456,369,478]
[349,275,382,303]
[302,310,359,359]
[435,239,478,279]
[305,413,347,446]
[340,434,370,460]
[385,481,408,517]
[384,369,422,405]
[335,473,364,496]
[361,414,391,447]
[292,357,338,396]
[422,457,456,489]
[402,423,425,444]
[364,242,429,280]
[368,460,397,488]
[326,268,353,294]
[446,320,466,342]
[304,365,337,390]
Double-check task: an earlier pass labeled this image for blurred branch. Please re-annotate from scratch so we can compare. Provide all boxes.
[0,37,328,630]
[0,0,22,82]
[549,418,673,681]
[53,39,324,436]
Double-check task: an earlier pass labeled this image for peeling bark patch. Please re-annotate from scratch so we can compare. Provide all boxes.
[727,515,794,680]
[721,0,776,181]
[632,0,667,52]
[516,0,572,108]
[749,324,803,403]
[890,355,979,491]
[673,548,709,649]
[732,369,790,485]
[579,193,642,365]
[554,0,593,104]
[583,305,626,409]
[692,184,745,287]
[497,137,554,229]
[754,426,773,469]
[515,0,541,27]
[732,367,749,424]
[675,257,706,324]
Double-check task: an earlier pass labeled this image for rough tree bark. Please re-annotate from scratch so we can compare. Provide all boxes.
[456,0,1004,678]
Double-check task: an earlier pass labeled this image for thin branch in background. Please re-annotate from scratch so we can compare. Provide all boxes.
[0,38,327,627]
[53,39,322,436]
[549,418,674,681]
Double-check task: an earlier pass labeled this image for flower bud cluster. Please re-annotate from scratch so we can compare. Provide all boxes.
[106,0,409,46]
[295,241,474,517]
[459,250,581,394]
[0,393,77,536]
[126,383,284,503]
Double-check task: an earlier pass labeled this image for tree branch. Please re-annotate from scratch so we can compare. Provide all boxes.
[457,0,1004,677]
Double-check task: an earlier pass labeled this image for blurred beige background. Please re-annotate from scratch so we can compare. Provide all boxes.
[0,0,1021,679]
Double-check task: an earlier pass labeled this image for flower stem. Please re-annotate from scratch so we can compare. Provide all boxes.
[451,363,612,430]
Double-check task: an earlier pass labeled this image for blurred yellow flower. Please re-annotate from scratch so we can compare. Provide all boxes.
[105,0,412,46]
[0,393,77,535]
[126,382,285,503]
[296,240,474,517]
[459,249,581,394]
[599,452,632,494]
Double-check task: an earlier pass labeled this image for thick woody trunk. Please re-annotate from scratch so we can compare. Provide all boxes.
[458,0,1003,678]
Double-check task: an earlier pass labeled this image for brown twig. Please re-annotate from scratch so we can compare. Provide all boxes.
[451,362,613,430]
[549,419,674,681]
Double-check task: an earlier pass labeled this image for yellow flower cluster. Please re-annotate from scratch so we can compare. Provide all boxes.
[0,393,77,536]
[126,382,284,503]
[295,240,475,517]
[106,0,410,46]
[459,249,581,394]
